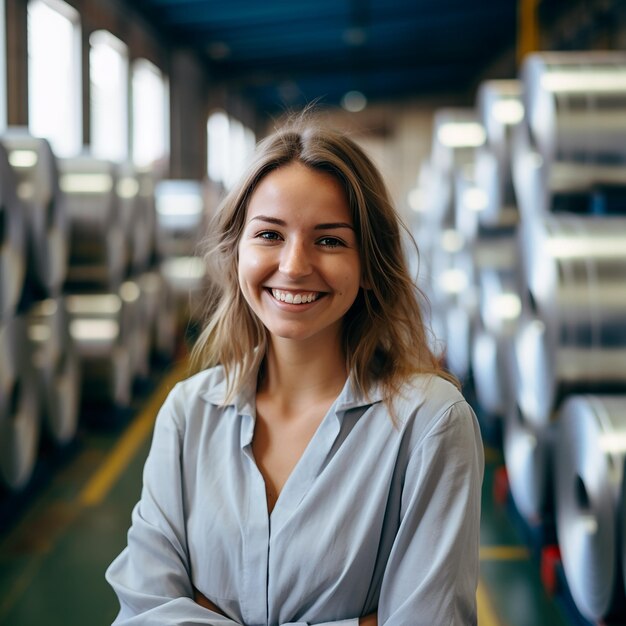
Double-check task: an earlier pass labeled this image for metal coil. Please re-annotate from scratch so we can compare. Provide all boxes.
[555,394,626,622]
[511,311,626,428]
[474,235,520,336]
[523,52,626,166]
[431,108,485,175]
[0,142,26,320]
[138,271,179,360]
[134,169,157,273]
[471,327,514,419]
[511,119,626,219]
[160,256,209,323]
[503,398,552,524]
[1,130,68,296]
[66,293,132,408]
[119,280,151,382]
[27,298,81,445]
[0,316,40,490]
[58,155,127,291]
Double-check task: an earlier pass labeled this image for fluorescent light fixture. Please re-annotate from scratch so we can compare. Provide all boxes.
[491,100,524,125]
[9,149,39,168]
[60,173,113,194]
[117,176,139,199]
[437,122,486,148]
[441,229,465,253]
[463,187,488,212]
[66,294,121,315]
[120,281,140,303]
[156,193,203,216]
[546,237,626,259]
[440,268,468,294]
[408,188,424,213]
[70,319,119,342]
[491,293,522,321]
[341,90,367,113]
[540,71,626,94]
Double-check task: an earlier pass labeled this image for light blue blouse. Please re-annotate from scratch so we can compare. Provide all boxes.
[106,366,484,625]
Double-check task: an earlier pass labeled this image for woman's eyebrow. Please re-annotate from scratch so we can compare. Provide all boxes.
[249,216,354,231]
[314,222,354,231]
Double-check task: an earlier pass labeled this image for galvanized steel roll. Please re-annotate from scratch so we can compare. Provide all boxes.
[555,394,626,622]
[58,155,127,290]
[503,398,552,523]
[134,168,157,272]
[520,214,626,327]
[523,52,626,166]
[160,256,209,323]
[511,119,626,219]
[1,130,68,296]
[66,293,132,408]
[119,280,151,382]
[0,316,40,490]
[431,108,485,175]
[138,271,178,361]
[471,327,514,419]
[27,298,80,445]
[511,312,626,428]
[0,142,26,320]
[477,79,524,170]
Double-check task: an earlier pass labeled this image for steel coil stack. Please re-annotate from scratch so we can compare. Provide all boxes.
[155,179,210,326]
[415,50,626,622]
[416,108,486,381]
[0,128,211,493]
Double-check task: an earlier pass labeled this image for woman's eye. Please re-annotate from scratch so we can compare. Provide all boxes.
[258,231,281,241]
[317,236,344,248]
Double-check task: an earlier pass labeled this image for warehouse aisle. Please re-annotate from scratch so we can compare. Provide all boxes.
[0,365,582,626]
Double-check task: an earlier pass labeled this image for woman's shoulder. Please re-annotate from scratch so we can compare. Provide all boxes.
[392,373,477,442]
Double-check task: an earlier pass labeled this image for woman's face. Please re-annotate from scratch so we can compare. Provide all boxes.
[237,162,362,350]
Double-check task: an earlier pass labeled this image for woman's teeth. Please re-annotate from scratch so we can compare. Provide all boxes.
[271,289,319,304]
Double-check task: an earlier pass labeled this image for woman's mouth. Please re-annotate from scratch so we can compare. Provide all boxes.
[270,288,321,304]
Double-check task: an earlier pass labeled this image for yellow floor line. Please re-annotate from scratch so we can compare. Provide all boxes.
[79,361,188,507]
[480,545,530,561]
[477,578,502,626]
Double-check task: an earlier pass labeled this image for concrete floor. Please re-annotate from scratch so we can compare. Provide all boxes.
[0,363,586,626]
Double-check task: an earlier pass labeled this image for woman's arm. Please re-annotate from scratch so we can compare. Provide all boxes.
[106,390,244,625]
[377,401,484,626]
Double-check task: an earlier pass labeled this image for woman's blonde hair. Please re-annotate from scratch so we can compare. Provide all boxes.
[191,117,457,406]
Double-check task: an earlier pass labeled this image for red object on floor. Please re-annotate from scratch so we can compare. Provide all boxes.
[540,545,561,596]
[493,465,509,506]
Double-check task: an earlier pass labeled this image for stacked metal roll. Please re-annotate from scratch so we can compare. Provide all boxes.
[555,395,626,622]
[58,155,127,290]
[415,108,486,382]
[0,317,39,491]
[0,142,26,320]
[155,179,209,324]
[26,298,80,446]
[1,131,68,297]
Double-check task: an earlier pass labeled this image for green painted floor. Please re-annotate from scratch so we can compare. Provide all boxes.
[0,369,584,626]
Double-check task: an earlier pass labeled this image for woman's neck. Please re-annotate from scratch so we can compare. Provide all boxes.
[259,338,348,411]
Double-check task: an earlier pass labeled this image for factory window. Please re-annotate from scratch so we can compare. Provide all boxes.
[207,110,255,189]
[90,30,128,162]
[27,0,82,157]
[0,0,6,131]
[132,58,169,168]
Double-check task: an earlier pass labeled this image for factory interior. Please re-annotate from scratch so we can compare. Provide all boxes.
[1,0,626,624]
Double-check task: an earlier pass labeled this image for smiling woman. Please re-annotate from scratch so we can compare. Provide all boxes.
[106,116,484,626]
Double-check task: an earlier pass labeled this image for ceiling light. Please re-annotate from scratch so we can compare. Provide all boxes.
[437,122,486,148]
[341,90,367,113]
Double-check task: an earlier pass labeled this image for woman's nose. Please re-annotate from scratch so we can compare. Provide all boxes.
[279,239,313,277]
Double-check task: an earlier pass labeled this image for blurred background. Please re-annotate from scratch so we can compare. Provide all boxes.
[1,0,626,624]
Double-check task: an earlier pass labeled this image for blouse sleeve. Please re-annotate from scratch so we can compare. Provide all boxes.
[105,389,244,626]
[377,400,484,626]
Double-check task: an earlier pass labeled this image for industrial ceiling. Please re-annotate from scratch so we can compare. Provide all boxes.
[126,0,519,113]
